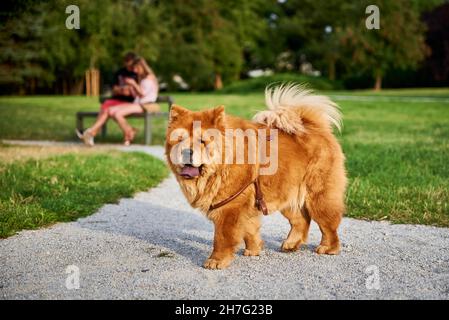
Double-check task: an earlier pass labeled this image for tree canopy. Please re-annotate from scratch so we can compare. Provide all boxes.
[0,0,445,93]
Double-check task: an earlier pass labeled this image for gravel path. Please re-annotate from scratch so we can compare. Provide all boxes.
[1,143,449,299]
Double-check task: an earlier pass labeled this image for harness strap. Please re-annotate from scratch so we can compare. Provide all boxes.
[209,178,268,215]
[254,178,268,215]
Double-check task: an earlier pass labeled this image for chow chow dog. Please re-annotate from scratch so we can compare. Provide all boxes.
[165,83,346,269]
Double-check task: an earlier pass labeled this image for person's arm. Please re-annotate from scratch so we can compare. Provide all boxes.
[113,85,131,96]
[125,78,144,97]
[113,86,124,95]
[112,70,134,96]
[136,76,158,104]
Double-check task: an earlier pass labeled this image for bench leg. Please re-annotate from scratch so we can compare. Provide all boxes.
[144,113,152,145]
[76,115,84,133]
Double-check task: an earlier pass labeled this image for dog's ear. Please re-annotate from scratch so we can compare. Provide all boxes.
[212,105,225,131]
[169,104,189,124]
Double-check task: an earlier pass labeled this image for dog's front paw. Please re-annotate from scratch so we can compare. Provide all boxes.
[244,240,263,257]
[316,244,340,255]
[203,257,232,270]
[243,249,261,256]
[281,240,302,252]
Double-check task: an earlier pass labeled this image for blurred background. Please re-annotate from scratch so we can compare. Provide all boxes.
[1,0,448,94]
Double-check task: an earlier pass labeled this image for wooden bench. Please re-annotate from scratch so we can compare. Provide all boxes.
[76,95,174,145]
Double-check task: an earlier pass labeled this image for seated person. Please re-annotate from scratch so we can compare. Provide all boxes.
[76,52,137,146]
[77,56,159,146]
[110,51,139,102]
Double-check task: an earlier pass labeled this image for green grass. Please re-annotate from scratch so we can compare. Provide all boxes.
[330,87,449,97]
[0,89,448,227]
[342,101,449,226]
[219,73,342,93]
[0,150,168,238]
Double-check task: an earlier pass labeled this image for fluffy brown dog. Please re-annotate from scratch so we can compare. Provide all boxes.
[165,84,347,269]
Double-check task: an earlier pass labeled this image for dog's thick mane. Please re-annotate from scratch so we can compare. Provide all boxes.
[176,166,228,214]
[253,83,342,134]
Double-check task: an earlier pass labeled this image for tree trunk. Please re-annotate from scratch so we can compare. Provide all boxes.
[214,73,223,90]
[374,73,382,91]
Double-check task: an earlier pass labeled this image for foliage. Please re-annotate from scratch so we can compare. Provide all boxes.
[0,3,53,90]
[0,0,163,93]
[156,0,269,90]
[0,149,169,238]
[337,0,429,89]
[0,0,445,92]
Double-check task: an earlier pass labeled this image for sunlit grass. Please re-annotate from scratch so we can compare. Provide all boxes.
[0,147,168,237]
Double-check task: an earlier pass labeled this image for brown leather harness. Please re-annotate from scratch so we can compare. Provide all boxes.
[209,178,268,215]
[208,133,273,215]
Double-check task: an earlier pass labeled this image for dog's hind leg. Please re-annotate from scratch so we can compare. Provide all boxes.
[280,207,311,252]
[306,193,343,255]
[243,215,264,256]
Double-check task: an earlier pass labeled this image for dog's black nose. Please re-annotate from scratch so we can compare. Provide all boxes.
[182,148,193,164]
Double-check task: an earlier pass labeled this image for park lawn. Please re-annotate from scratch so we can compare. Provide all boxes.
[0,145,169,238]
[329,87,449,97]
[0,89,448,227]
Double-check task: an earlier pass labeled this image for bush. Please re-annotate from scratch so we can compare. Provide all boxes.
[219,73,342,93]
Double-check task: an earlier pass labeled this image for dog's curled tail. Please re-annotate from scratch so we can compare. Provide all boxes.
[253,83,342,134]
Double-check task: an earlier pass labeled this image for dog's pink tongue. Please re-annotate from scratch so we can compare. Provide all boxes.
[180,166,200,178]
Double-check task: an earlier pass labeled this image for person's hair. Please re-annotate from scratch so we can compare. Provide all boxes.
[132,57,155,81]
[124,51,138,63]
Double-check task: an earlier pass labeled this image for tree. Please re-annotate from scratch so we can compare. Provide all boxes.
[337,0,429,90]
[263,0,355,79]
[0,0,276,93]
[0,0,443,93]
[0,0,163,94]
[0,1,55,94]
[155,0,271,90]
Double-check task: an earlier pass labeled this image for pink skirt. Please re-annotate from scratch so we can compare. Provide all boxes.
[100,99,127,112]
